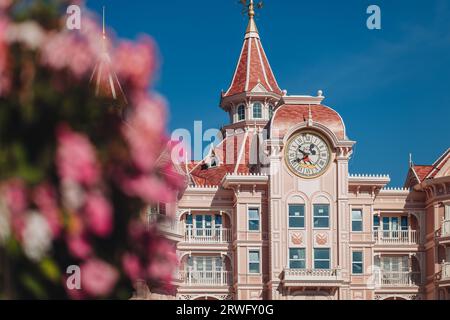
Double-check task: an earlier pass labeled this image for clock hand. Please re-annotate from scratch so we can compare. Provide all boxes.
[310,144,317,156]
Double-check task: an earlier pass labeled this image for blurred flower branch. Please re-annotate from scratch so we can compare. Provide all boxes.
[0,0,185,299]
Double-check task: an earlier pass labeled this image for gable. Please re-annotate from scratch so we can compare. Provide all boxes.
[432,154,450,178]
[251,82,268,93]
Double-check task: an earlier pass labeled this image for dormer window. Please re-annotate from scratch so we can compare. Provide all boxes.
[201,149,219,170]
[237,105,246,121]
[253,102,262,119]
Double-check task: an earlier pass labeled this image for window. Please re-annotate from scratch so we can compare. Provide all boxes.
[269,105,275,118]
[237,105,246,121]
[248,208,260,231]
[445,205,450,221]
[215,215,222,226]
[400,216,408,231]
[289,205,305,228]
[249,250,260,274]
[252,103,262,119]
[289,248,306,269]
[186,215,193,226]
[373,215,380,230]
[314,248,330,269]
[313,204,330,228]
[351,209,363,232]
[352,251,363,274]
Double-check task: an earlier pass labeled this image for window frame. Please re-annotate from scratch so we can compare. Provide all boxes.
[268,104,275,119]
[288,204,305,229]
[248,207,260,232]
[314,248,331,270]
[351,209,363,232]
[248,249,261,274]
[252,102,263,119]
[237,104,246,121]
[289,248,306,270]
[313,204,330,229]
[352,251,364,275]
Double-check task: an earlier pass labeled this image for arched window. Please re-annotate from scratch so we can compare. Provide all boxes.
[237,105,246,121]
[253,102,262,119]
[269,105,275,119]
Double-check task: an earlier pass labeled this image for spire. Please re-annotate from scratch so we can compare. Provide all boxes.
[102,6,106,39]
[89,6,127,108]
[222,1,281,98]
[245,0,259,38]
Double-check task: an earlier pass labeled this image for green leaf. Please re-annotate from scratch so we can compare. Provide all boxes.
[39,258,60,283]
[20,273,48,300]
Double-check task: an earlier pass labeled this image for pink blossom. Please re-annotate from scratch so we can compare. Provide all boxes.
[83,192,113,238]
[67,235,92,260]
[122,96,166,172]
[0,17,10,96]
[147,259,175,283]
[0,0,12,10]
[114,36,156,92]
[122,253,142,282]
[81,258,119,297]
[56,125,100,186]
[1,179,27,215]
[41,31,98,79]
[149,238,178,265]
[147,238,178,284]
[119,174,175,204]
[33,183,62,238]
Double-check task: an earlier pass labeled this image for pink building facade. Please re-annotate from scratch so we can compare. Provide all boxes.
[145,4,450,301]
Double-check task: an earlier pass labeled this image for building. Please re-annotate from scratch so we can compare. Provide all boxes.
[148,1,450,300]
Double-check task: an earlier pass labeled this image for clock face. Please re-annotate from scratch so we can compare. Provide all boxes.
[285,132,331,179]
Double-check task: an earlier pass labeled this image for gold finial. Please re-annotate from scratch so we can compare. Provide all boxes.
[248,0,255,18]
[240,0,263,36]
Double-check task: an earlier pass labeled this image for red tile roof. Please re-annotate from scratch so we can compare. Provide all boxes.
[186,132,261,187]
[223,29,281,97]
[272,104,346,140]
[412,165,433,182]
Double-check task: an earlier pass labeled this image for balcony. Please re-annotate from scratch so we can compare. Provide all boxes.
[441,262,450,281]
[377,271,421,287]
[283,269,343,287]
[178,270,232,286]
[183,228,232,244]
[373,229,419,245]
[148,214,181,237]
[440,220,450,238]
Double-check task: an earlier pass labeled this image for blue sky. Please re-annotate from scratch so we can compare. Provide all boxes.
[87,0,450,187]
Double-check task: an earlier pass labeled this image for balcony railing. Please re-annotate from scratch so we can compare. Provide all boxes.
[373,229,419,245]
[441,220,450,238]
[184,228,232,244]
[178,270,232,286]
[148,213,180,235]
[284,268,342,282]
[442,262,450,280]
[376,271,421,287]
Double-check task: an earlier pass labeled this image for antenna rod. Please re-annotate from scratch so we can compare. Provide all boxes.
[102,6,106,38]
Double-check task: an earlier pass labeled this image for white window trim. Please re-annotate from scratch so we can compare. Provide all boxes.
[351,209,364,233]
[248,248,261,275]
[247,205,261,233]
[251,102,263,120]
[288,203,306,230]
[313,204,331,230]
[288,247,306,270]
[313,248,331,270]
[237,104,246,122]
[351,250,364,275]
